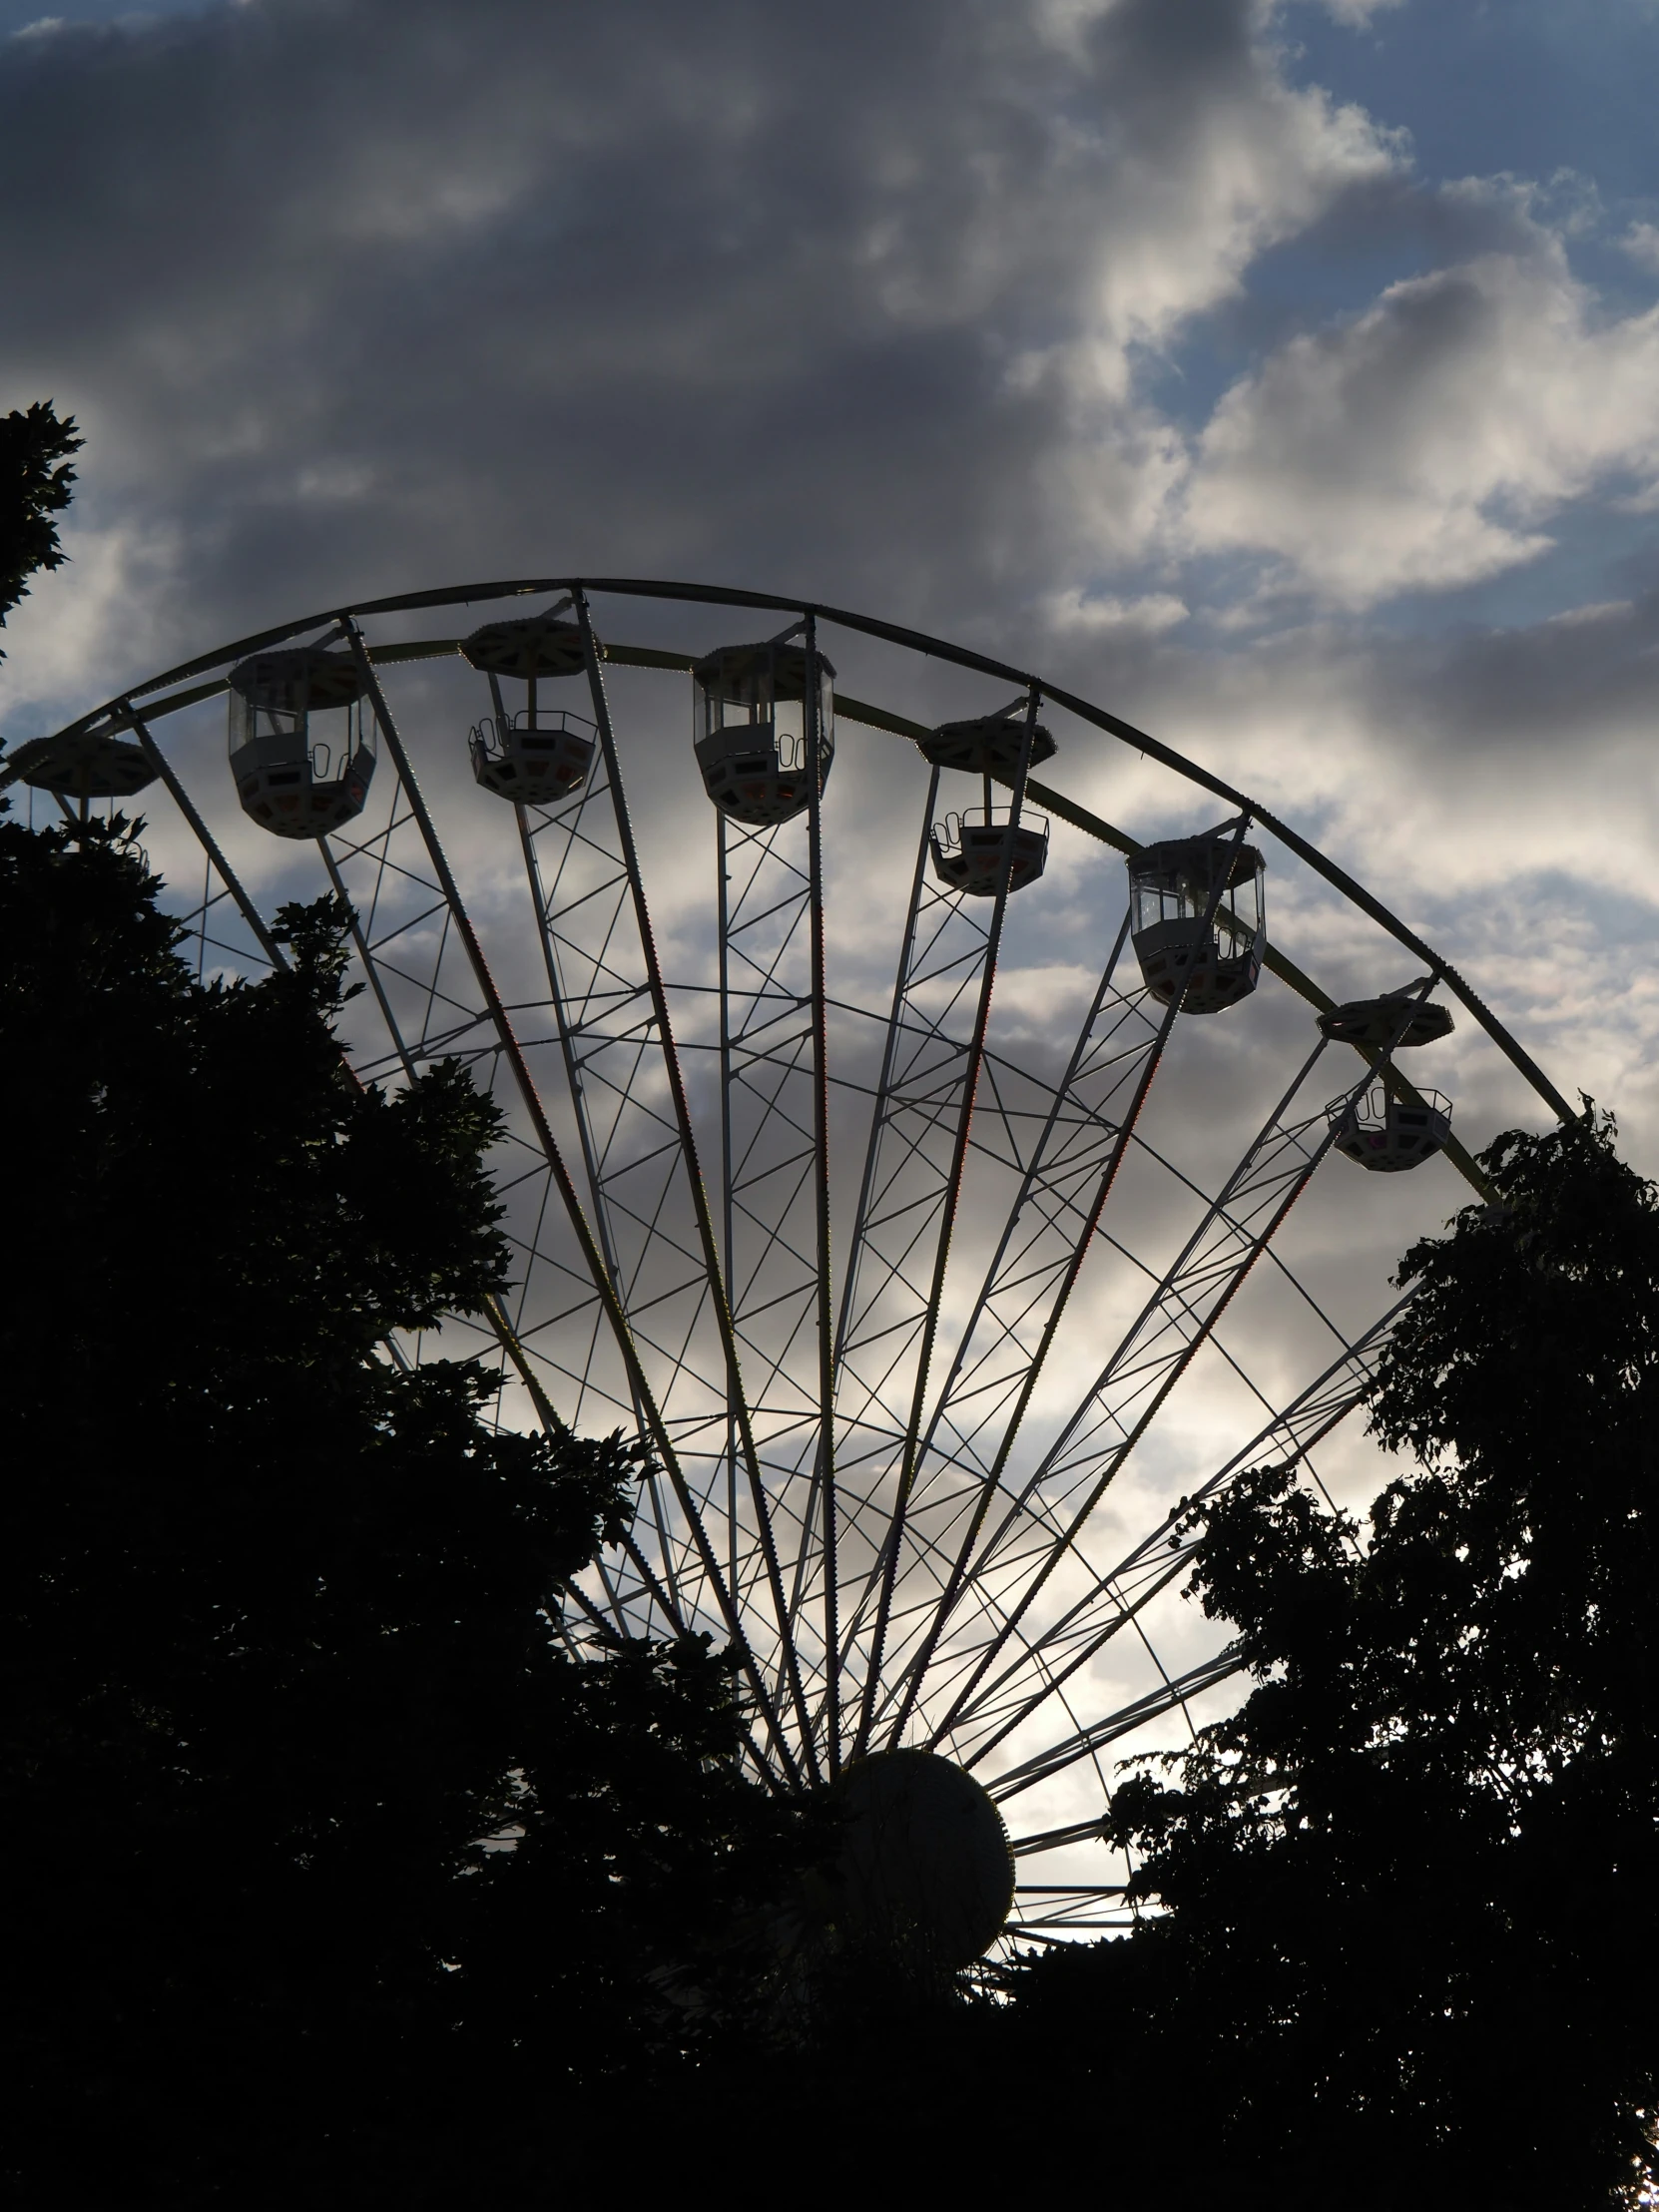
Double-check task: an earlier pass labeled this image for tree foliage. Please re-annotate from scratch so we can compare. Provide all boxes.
[1002,1111,1659,2206]
[0,820,808,2203]
[0,398,82,645]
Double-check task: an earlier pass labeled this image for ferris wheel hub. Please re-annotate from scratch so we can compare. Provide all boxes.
[828,1749,1015,1969]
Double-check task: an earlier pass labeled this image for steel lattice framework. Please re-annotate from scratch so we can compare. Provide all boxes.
[10,575,1571,1944]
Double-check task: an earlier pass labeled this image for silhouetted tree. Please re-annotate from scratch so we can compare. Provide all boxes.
[0,820,808,2204]
[1,398,81,649]
[1001,1111,1659,2208]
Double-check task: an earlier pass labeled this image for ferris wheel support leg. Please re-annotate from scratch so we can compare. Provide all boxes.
[717,807,741,1606]
[803,612,841,1775]
[570,589,820,1780]
[849,686,1044,1763]
[125,705,289,973]
[513,796,690,1624]
[340,618,802,1789]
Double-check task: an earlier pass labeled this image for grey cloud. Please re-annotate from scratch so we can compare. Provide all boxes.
[0,0,1397,692]
[1,0,1650,1173]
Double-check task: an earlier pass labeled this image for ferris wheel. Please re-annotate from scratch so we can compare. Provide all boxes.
[8,576,1571,1966]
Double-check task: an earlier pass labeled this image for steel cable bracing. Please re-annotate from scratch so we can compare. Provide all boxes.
[712,668,838,1750]
[515,733,693,1619]
[849,686,1045,1760]
[44,577,1571,1913]
[946,1310,1403,1786]
[874,898,1191,1749]
[339,621,803,1785]
[571,590,821,1778]
[928,981,1443,1758]
[924,814,1283,1743]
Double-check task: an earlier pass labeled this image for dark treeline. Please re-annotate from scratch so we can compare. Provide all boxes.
[3,418,1654,2207]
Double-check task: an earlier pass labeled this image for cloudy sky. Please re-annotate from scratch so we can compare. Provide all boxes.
[4,0,1655,1866]
[3,0,1656,1173]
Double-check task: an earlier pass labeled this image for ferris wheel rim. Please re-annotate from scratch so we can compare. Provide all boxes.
[13,575,1576,1948]
[20,568,1572,1132]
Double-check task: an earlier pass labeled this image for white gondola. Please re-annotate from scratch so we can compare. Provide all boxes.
[921,699,1054,897]
[1329,1083,1453,1172]
[929,807,1050,895]
[1128,830,1266,1014]
[1320,986,1455,1172]
[228,646,374,838]
[462,609,596,805]
[693,639,834,827]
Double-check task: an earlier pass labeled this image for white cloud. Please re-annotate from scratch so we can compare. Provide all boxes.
[1621,219,1659,273]
[1042,588,1189,632]
[1182,233,1659,606]
[1303,0,1407,25]
[0,511,182,722]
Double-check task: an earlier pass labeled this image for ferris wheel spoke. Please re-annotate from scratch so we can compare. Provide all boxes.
[827,1479,1084,1755]
[845,692,1045,1759]
[508,654,779,1661]
[1005,1888,1136,1937]
[970,984,1437,1607]
[869,930,1163,1718]
[711,643,838,1756]
[875,892,1204,1747]
[983,1647,1248,1803]
[831,1444,1073,1719]
[859,830,1253,1703]
[125,705,287,974]
[564,591,820,1774]
[1008,1817,1119,1860]
[935,1302,1400,1765]
[801,637,835,1707]
[470,1242,691,1664]
[920,1018,1347,1748]
[556,1572,623,1646]
[322,625,806,1786]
